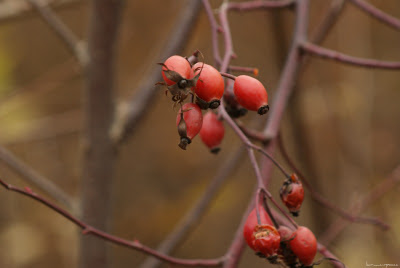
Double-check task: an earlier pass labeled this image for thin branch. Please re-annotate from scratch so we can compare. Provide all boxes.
[310,0,346,45]
[0,145,75,210]
[250,144,291,179]
[301,41,400,69]
[140,146,245,268]
[27,0,88,66]
[110,0,202,145]
[0,0,81,23]
[277,133,390,230]
[227,0,295,11]
[348,0,400,31]
[0,178,225,267]
[202,0,222,66]
[320,165,400,246]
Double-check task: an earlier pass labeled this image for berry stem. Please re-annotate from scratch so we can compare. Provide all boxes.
[220,72,237,80]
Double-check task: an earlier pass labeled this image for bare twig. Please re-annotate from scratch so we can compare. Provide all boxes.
[0,0,81,23]
[27,0,88,66]
[0,145,75,210]
[310,0,346,45]
[227,0,295,11]
[202,0,222,66]
[277,133,390,230]
[320,165,400,245]
[348,0,400,31]
[110,0,202,145]
[140,146,245,268]
[80,1,122,267]
[0,178,225,267]
[301,41,400,69]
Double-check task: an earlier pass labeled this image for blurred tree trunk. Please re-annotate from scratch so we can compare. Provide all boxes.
[80,1,123,267]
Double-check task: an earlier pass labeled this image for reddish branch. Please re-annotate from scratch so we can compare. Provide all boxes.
[348,0,400,31]
[0,178,224,267]
[277,133,390,230]
[227,0,295,11]
[301,41,400,69]
[0,145,75,210]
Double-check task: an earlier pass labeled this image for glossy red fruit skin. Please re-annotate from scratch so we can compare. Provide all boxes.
[193,62,224,108]
[162,55,193,86]
[280,174,304,216]
[289,226,317,266]
[233,75,268,114]
[199,112,225,153]
[253,225,281,257]
[243,207,273,251]
[176,103,203,140]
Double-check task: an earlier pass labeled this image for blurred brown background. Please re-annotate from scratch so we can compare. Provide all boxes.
[0,0,399,267]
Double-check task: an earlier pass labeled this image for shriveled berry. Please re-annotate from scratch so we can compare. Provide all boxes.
[280,174,304,216]
[253,224,281,258]
[243,206,273,251]
[161,55,193,86]
[193,62,224,109]
[233,75,268,115]
[199,112,225,153]
[289,226,317,266]
[176,103,203,150]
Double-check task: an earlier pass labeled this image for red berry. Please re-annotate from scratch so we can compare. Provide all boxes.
[233,75,268,115]
[161,55,193,86]
[243,206,273,251]
[176,103,203,150]
[280,174,304,217]
[289,226,317,266]
[278,226,294,242]
[199,112,225,153]
[192,62,224,109]
[253,224,281,258]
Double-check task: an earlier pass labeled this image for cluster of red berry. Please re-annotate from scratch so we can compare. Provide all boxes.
[243,205,317,267]
[242,174,317,267]
[158,52,269,152]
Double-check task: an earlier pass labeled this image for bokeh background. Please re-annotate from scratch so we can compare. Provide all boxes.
[0,0,399,267]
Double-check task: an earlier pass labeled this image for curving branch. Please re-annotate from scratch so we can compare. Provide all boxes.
[0,178,225,267]
[27,0,88,66]
[320,165,400,246]
[110,0,202,146]
[348,0,400,31]
[0,145,75,210]
[277,133,390,230]
[301,41,400,69]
